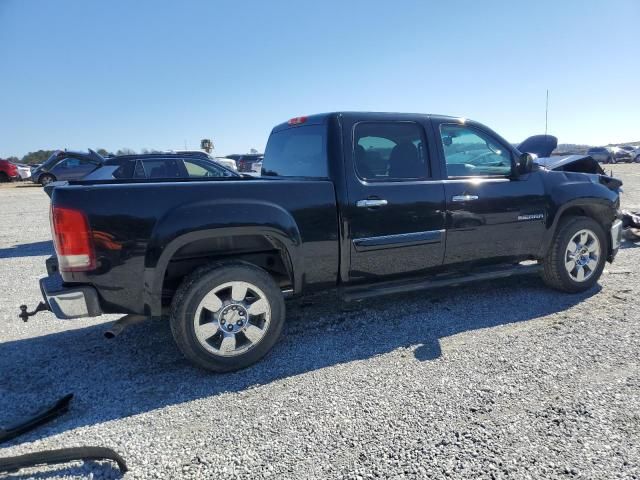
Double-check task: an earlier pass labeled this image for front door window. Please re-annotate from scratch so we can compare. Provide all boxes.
[440,124,512,178]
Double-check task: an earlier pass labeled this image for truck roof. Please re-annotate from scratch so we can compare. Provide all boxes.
[271,112,466,133]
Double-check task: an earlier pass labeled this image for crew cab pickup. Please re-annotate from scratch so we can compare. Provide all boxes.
[29,112,623,371]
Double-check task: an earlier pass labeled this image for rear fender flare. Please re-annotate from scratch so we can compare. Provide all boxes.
[143,200,302,316]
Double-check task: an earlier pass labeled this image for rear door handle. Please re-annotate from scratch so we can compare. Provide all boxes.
[356,199,388,208]
[452,195,479,202]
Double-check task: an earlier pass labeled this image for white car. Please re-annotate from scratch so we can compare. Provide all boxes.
[250,160,262,175]
[214,157,238,171]
[15,163,32,180]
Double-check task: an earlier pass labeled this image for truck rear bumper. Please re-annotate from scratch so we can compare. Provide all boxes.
[40,260,102,319]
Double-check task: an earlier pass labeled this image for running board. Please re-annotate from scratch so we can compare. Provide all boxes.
[340,264,542,302]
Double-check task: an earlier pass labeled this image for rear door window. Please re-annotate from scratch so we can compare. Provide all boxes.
[142,159,183,178]
[262,125,327,177]
[353,122,429,181]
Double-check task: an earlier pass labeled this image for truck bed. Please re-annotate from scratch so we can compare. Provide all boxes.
[51,178,339,315]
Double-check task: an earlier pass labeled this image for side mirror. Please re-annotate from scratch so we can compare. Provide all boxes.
[517,152,535,175]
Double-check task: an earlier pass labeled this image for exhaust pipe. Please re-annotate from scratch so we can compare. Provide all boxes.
[104,315,147,339]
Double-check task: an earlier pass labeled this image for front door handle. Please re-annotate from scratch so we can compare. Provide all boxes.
[356,199,388,208]
[452,194,479,202]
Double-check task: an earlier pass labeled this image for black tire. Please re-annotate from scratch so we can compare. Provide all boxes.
[170,261,285,372]
[0,172,9,183]
[39,174,55,186]
[541,216,607,293]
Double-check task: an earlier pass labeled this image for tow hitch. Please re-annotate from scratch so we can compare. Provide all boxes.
[18,302,50,322]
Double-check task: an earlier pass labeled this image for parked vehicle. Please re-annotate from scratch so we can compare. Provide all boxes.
[27,112,623,372]
[13,162,32,180]
[30,150,104,185]
[611,146,633,163]
[619,145,640,163]
[0,159,20,182]
[214,157,238,171]
[587,147,615,163]
[226,153,264,173]
[252,160,262,175]
[81,152,239,182]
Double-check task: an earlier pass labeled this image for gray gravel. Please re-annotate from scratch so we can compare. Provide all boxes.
[1,166,639,479]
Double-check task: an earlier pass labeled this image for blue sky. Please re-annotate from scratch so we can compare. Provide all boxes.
[1,0,638,158]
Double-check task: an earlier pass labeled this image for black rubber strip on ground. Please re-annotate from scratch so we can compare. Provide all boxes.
[0,447,128,474]
[0,393,73,444]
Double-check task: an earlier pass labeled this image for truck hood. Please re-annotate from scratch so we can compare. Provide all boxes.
[535,154,605,175]
[518,135,558,158]
[536,155,622,192]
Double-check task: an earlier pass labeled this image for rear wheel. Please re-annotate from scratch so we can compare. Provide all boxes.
[170,262,285,372]
[542,216,606,293]
[39,174,55,186]
[0,172,9,183]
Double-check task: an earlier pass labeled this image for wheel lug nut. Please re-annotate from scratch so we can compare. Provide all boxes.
[227,324,234,331]
[237,320,243,326]
[220,319,225,325]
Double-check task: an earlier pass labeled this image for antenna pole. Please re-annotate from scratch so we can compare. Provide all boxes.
[545,89,549,136]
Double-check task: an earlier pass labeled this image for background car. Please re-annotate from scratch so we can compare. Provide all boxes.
[618,145,640,162]
[214,157,238,171]
[0,158,20,182]
[610,146,633,163]
[225,153,264,173]
[250,159,263,175]
[586,147,615,163]
[30,149,104,185]
[13,162,32,180]
[82,152,239,181]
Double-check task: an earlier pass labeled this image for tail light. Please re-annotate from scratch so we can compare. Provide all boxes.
[50,206,96,272]
[9,164,18,175]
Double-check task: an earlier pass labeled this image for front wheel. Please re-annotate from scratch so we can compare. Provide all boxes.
[541,216,607,293]
[170,262,285,372]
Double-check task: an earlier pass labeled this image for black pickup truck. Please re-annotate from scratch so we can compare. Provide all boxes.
[29,112,623,371]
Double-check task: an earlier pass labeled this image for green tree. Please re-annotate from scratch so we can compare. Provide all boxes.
[21,150,57,165]
[116,148,136,156]
[96,148,114,157]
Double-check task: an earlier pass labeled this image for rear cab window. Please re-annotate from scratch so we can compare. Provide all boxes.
[262,125,328,177]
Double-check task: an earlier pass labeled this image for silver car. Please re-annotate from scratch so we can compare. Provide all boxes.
[586,147,614,164]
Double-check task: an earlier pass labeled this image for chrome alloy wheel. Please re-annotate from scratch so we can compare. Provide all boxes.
[193,281,271,357]
[564,229,600,282]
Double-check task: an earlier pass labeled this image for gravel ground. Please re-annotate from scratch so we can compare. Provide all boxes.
[1,166,639,479]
